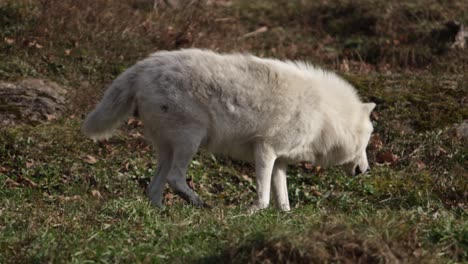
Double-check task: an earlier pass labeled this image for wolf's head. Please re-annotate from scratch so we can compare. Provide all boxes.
[342,102,376,176]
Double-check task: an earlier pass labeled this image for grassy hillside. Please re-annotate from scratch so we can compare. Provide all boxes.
[1,0,467,263]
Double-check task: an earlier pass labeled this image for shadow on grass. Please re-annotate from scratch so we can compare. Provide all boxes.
[197,221,434,264]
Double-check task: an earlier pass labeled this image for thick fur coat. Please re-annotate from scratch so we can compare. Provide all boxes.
[82,49,375,211]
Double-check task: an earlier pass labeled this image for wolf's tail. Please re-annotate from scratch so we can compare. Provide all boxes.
[81,67,137,141]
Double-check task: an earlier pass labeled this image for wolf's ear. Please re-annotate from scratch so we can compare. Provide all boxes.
[362,102,376,114]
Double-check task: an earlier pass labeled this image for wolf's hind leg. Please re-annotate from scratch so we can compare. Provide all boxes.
[147,143,172,207]
[272,161,290,211]
[166,129,207,207]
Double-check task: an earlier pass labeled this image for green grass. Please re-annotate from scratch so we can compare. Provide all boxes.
[1,0,467,263]
[1,119,466,263]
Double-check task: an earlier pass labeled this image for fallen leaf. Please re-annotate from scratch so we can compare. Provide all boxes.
[303,162,313,170]
[4,37,15,44]
[243,26,268,38]
[371,111,380,121]
[27,40,38,48]
[123,161,130,171]
[0,166,9,173]
[127,117,142,126]
[91,189,103,199]
[369,134,384,151]
[436,147,447,156]
[164,192,174,205]
[58,195,81,202]
[142,145,151,152]
[315,166,323,174]
[84,155,98,164]
[130,132,143,138]
[416,160,426,170]
[45,114,57,121]
[214,17,235,22]
[340,59,350,73]
[376,150,398,164]
[25,160,35,169]
[413,248,423,257]
[5,178,20,188]
[241,174,252,183]
[64,49,71,55]
[311,186,322,197]
[187,178,195,190]
[17,175,38,188]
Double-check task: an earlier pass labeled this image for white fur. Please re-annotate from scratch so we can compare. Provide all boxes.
[82,49,376,211]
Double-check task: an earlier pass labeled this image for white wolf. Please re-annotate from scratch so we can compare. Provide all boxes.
[82,49,375,211]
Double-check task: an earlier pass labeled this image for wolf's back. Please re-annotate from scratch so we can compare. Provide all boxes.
[81,67,137,141]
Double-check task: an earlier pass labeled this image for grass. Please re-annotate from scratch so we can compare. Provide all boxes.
[1,0,467,263]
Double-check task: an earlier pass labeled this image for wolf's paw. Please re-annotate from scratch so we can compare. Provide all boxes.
[247,202,268,214]
[174,191,209,208]
[192,198,212,209]
[277,204,291,212]
[200,201,213,209]
[149,198,165,208]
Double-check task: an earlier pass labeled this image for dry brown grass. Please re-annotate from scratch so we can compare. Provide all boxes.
[216,218,438,264]
[3,0,468,88]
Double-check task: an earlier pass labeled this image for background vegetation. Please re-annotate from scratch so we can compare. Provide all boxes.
[0,0,466,262]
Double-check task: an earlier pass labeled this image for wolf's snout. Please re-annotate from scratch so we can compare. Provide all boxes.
[354,165,370,176]
[354,166,362,175]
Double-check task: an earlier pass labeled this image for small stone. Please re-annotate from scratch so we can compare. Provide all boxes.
[454,120,468,139]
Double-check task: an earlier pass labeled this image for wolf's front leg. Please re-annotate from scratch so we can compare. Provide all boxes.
[272,161,290,211]
[249,143,276,213]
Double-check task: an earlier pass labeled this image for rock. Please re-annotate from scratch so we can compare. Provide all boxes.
[0,78,68,126]
[430,20,467,53]
[448,21,466,50]
[153,0,199,10]
[454,120,468,140]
